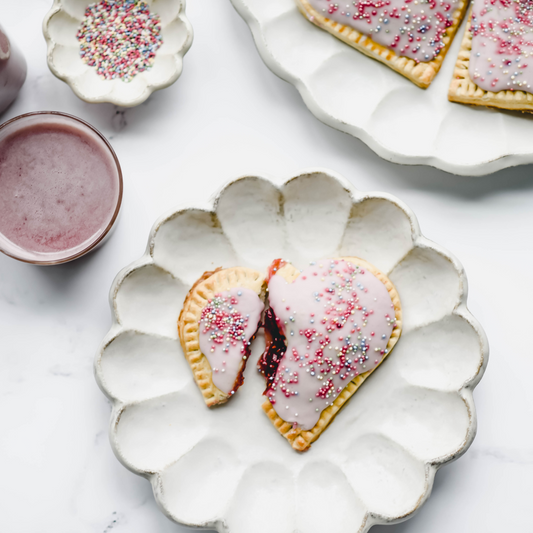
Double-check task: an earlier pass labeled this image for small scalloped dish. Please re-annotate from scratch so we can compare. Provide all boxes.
[95,170,488,533]
[43,0,193,106]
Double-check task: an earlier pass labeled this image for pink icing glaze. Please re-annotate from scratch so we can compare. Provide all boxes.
[306,0,460,62]
[469,0,533,93]
[263,259,397,430]
[199,287,264,395]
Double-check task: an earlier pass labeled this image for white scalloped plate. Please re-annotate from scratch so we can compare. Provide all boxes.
[43,0,193,107]
[95,170,488,533]
[229,0,533,176]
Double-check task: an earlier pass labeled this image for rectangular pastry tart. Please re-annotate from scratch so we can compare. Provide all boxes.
[295,0,469,88]
[258,258,402,451]
[449,1,533,111]
[178,267,266,407]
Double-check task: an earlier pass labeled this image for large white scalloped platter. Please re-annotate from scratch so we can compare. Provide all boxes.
[229,0,533,176]
[95,170,488,532]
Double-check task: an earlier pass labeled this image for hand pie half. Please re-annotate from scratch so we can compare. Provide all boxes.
[258,258,402,451]
[178,267,266,407]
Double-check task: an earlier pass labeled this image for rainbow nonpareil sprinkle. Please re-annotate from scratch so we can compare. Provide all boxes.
[77,0,163,82]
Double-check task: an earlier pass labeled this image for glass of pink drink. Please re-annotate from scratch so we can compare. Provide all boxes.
[0,112,123,265]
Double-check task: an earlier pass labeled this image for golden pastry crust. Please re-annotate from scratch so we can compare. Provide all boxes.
[178,267,266,407]
[295,0,468,89]
[262,257,402,451]
[448,14,533,111]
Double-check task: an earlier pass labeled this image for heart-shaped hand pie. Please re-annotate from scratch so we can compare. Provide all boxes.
[258,258,402,451]
[178,259,401,450]
[178,267,266,407]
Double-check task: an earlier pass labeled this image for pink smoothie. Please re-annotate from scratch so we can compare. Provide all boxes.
[0,113,121,263]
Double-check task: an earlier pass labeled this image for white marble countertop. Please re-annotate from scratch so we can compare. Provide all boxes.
[1,1,532,532]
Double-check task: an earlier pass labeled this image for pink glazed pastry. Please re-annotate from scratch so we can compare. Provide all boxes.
[178,267,267,407]
[295,0,470,88]
[0,112,122,264]
[469,0,533,93]
[448,0,533,110]
[258,258,402,451]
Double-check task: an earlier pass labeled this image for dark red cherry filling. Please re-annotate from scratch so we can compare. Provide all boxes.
[258,307,287,392]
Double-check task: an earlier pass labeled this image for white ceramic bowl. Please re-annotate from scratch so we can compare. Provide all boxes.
[230,0,533,176]
[43,0,193,106]
[95,170,488,532]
